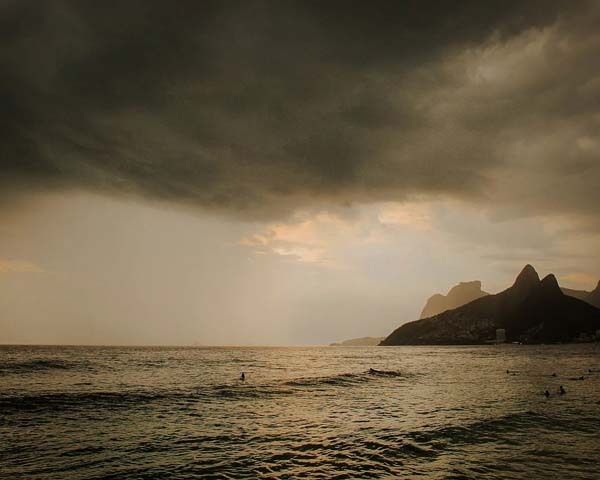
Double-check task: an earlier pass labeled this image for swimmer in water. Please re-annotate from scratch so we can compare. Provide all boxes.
[544,390,550,398]
[240,372,245,381]
[559,385,566,395]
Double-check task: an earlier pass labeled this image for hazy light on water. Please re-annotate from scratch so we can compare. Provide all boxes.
[1,345,599,478]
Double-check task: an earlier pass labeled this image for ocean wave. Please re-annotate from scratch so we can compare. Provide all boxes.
[0,369,407,412]
[0,384,296,412]
[367,368,403,377]
[0,391,168,412]
[0,359,86,375]
[284,372,368,388]
[206,384,296,399]
[406,410,559,446]
[284,369,404,388]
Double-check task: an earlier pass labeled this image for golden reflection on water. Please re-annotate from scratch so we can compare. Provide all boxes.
[1,344,600,479]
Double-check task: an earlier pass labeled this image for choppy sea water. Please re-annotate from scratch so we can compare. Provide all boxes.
[1,345,599,479]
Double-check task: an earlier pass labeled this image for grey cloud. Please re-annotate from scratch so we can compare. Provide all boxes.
[1,0,598,220]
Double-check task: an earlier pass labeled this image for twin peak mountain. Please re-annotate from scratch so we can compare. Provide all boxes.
[380,265,600,345]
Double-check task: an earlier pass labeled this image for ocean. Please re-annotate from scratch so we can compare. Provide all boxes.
[1,344,599,479]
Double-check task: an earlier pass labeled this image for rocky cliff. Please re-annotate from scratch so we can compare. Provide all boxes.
[381,265,600,345]
[420,280,489,318]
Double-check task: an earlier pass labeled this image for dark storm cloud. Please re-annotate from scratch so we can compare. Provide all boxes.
[1,0,599,219]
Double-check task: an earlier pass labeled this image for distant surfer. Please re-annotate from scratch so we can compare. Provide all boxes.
[559,385,566,395]
[240,372,245,381]
[544,390,550,398]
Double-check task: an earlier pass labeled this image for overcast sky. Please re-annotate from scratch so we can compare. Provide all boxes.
[1,1,599,345]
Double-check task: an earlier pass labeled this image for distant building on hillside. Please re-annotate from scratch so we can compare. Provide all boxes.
[496,328,506,344]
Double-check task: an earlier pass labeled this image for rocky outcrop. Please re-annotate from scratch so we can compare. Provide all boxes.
[420,280,489,319]
[561,287,589,301]
[586,281,600,308]
[380,265,600,345]
[561,280,600,308]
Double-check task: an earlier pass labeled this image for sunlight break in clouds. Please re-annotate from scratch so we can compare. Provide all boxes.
[240,203,434,266]
[240,211,351,265]
[377,202,432,230]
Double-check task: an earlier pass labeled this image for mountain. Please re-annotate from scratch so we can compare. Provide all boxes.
[561,287,589,301]
[380,265,600,345]
[420,280,489,318]
[561,280,600,308]
[586,281,600,308]
[330,336,384,346]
